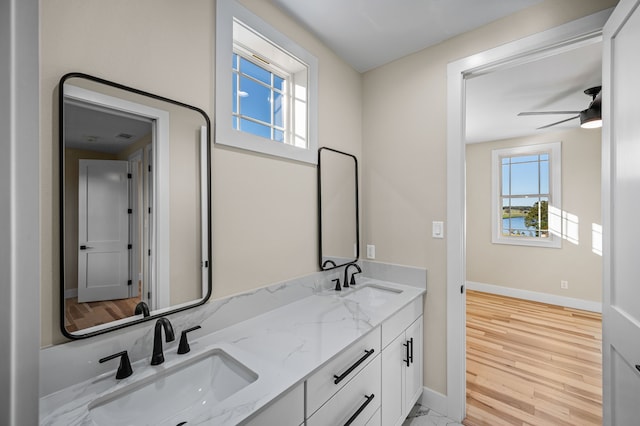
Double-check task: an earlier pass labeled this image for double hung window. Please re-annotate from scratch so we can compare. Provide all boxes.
[491,143,561,247]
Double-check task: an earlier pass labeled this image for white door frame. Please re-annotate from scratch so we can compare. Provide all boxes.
[64,84,171,312]
[445,10,611,421]
[128,149,143,299]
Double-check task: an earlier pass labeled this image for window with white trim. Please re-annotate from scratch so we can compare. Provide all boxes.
[491,142,562,248]
[216,0,318,164]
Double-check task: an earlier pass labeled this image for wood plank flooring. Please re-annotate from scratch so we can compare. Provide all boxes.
[463,290,602,426]
[65,295,141,332]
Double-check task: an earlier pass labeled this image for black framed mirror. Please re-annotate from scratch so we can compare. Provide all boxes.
[318,147,359,270]
[59,72,212,339]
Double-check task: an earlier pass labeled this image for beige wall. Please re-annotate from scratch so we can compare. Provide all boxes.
[466,128,602,301]
[362,0,616,395]
[40,0,362,346]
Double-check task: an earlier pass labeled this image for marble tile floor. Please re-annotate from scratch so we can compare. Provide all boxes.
[402,404,464,426]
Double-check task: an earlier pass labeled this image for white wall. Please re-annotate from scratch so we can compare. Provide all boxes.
[466,128,602,302]
[362,0,616,395]
[40,0,362,346]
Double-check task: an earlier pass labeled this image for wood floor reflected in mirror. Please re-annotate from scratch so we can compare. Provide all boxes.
[464,290,602,426]
[64,293,141,332]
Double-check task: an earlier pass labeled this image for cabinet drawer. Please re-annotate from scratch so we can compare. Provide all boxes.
[381,297,422,348]
[307,327,381,416]
[241,383,303,426]
[307,354,381,426]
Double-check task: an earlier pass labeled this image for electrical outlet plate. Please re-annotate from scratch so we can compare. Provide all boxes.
[366,244,375,259]
[561,280,569,289]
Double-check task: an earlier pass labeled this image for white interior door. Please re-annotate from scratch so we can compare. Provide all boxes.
[78,159,130,303]
[602,1,640,424]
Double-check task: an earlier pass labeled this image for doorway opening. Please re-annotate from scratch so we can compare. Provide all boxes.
[446,10,611,423]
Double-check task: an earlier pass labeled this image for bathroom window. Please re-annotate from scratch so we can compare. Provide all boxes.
[491,142,562,248]
[216,0,318,164]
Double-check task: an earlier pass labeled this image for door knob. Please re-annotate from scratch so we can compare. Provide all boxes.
[79,245,94,250]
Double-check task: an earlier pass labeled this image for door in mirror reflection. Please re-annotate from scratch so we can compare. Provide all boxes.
[318,147,359,270]
[60,73,212,338]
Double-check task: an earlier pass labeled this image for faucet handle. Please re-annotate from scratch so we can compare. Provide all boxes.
[99,350,133,380]
[177,325,202,354]
[332,278,341,291]
[350,271,361,286]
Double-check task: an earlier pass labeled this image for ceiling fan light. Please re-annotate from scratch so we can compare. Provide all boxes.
[580,107,602,129]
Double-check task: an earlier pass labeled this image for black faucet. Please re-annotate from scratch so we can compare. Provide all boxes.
[151,317,175,365]
[322,259,337,269]
[344,263,362,288]
[134,301,150,317]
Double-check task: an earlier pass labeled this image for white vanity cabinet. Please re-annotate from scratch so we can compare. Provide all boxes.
[381,297,424,426]
[241,382,304,426]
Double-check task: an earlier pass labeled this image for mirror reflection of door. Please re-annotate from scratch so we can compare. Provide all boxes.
[77,159,129,302]
[64,95,154,328]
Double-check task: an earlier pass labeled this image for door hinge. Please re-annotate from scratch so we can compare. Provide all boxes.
[127,279,132,286]
[147,291,151,299]
[460,285,464,294]
[148,165,151,172]
[128,208,133,214]
[148,207,151,214]
[148,249,151,256]
[127,244,132,250]
[127,173,132,179]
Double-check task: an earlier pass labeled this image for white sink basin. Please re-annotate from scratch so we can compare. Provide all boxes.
[342,284,402,307]
[88,348,258,426]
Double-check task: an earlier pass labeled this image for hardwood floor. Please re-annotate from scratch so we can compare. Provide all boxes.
[65,295,141,332]
[463,290,602,426]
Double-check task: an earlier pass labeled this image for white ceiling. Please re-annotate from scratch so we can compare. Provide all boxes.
[271,0,543,73]
[465,39,603,143]
[270,0,604,143]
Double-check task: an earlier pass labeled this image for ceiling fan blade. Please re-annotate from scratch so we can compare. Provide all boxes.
[536,115,579,129]
[518,111,582,116]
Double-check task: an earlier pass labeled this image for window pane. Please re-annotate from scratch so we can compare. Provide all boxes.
[232,74,238,114]
[240,57,270,85]
[510,155,539,164]
[502,164,510,196]
[239,76,271,123]
[510,160,539,195]
[274,75,285,91]
[274,129,284,142]
[240,118,271,140]
[273,91,284,128]
[540,159,549,194]
[233,115,238,130]
[233,53,239,71]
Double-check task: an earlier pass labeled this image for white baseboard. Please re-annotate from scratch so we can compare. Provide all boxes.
[419,386,448,416]
[466,281,602,313]
[64,288,77,299]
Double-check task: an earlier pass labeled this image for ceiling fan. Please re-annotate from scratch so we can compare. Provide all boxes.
[517,86,602,129]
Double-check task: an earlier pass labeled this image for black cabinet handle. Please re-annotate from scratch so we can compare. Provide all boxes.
[636,365,640,373]
[333,349,375,385]
[344,394,375,426]
[403,340,410,367]
[409,337,414,364]
[99,350,133,379]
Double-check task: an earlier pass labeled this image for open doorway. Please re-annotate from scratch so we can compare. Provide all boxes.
[446,10,611,423]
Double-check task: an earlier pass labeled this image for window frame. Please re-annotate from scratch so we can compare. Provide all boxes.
[216,0,318,164]
[491,142,562,248]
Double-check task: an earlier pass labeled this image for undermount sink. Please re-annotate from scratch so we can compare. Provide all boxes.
[342,284,402,307]
[88,348,257,426]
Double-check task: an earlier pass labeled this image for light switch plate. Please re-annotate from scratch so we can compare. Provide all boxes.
[366,244,375,259]
[432,221,444,238]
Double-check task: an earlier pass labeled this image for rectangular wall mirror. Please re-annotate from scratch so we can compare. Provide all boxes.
[318,147,359,270]
[59,73,212,339]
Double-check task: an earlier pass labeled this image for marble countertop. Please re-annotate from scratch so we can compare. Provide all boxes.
[40,278,425,425]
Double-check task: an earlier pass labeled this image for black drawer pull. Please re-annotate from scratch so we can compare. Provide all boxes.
[344,394,375,426]
[403,340,410,367]
[409,337,414,364]
[333,349,375,385]
[636,365,640,373]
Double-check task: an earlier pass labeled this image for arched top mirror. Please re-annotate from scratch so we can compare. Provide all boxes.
[59,72,212,339]
[318,147,359,270]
